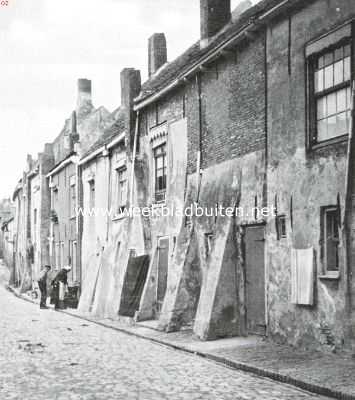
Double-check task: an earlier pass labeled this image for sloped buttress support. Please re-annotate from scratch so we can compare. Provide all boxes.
[193,213,244,340]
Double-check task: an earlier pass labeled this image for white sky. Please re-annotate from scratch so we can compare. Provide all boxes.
[0,0,260,199]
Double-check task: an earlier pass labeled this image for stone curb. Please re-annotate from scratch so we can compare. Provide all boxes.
[6,285,355,400]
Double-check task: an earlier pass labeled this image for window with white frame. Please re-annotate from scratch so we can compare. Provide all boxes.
[309,37,352,145]
[116,167,127,213]
[69,175,76,218]
[154,143,167,203]
[55,242,60,270]
[321,206,340,273]
[60,242,65,268]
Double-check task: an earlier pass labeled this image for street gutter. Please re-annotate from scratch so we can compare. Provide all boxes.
[6,284,355,400]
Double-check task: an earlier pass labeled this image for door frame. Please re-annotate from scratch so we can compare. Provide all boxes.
[241,222,268,336]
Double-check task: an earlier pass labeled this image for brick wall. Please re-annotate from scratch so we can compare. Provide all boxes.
[139,33,266,175]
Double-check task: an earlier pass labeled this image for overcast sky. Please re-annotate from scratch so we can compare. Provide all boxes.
[0,0,259,200]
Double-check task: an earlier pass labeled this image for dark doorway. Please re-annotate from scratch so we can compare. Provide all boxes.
[119,255,150,317]
[156,237,169,315]
[244,225,266,335]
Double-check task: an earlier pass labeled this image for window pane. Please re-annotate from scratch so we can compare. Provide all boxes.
[324,51,333,66]
[334,47,343,62]
[337,88,347,112]
[317,97,327,120]
[317,119,328,141]
[315,69,324,93]
[344,57,351,81]
[156,156,163,169]
[347,87,351,108]
[336,112,348,136]
[327,116,337,138]
[327,92,336,116]
[333,60,343,86]
[344,44,351,57]
[324,65,333,89]
[318,55,324,69]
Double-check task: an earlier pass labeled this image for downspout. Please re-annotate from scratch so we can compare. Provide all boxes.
[49,176,53,269]
[344,69,355,319]
[76,161,83,291]
[196,73,203,203]
[344,22,355,318]
[129,111,140,209]
[105,147,111,242]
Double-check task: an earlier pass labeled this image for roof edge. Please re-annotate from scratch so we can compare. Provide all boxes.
[134,0,299,111]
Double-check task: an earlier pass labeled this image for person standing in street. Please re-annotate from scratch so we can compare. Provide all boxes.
[51,266,71,310]
[37,265,51,309]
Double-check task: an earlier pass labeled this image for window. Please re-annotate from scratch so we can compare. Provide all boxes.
[310,42,351,144]
[129,248,137,259]
[154,143,167,203]
[321,207,339,273]
[205,233,214,258]
[89,180,95,209]
[33,208,37,235]
[70,241,78,282]
[55,242,60,270]
[116,167,127,213]
[276,215,287,240]
[60,242,65,268]
[69,176,76,218]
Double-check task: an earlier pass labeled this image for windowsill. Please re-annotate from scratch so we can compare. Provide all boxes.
[318,272,340,280]
[151,201,166,208]
[309,134,348,151]
[112,214,127,221]
[112,208,127,221]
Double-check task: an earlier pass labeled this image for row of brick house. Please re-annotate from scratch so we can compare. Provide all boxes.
[4,0,355,350]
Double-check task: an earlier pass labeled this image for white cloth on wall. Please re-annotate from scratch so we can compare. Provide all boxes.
[291,247,314,306]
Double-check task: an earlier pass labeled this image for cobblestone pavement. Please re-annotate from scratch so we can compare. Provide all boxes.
[0,270,328,399]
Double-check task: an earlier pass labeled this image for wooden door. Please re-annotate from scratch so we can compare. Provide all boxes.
[244,225,266,335]
[156,237,169,314]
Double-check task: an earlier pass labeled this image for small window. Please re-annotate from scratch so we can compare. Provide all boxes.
[310,43,351,145]
[71,241,78,283]
[205,233,214,258]
[69,176,76,218]
[321,207,339,273]
[129,248,137,259]
[55,242,60,270]
[89,180,95,209]
[276,215,287,240]
[185,214,192,228]
[154,143,167,203]
[33,208,37,237]
[116,167,127,213]
[60,242,65,268]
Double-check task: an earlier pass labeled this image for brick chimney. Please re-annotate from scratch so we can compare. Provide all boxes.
[77,78,93,116]
[120,68,141,150]
[148,33,167,78]
[200,0,231,48]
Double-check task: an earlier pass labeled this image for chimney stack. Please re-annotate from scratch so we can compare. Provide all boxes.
[200,0,231,48]
[121,68,141,111]
[120,68,141,150]
[77,78,93,114]
[148,33,167,77]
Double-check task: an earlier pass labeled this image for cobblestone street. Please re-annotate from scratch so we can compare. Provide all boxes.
[0,268,329,400]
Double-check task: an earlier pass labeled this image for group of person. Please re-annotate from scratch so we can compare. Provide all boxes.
[37,265,72,310]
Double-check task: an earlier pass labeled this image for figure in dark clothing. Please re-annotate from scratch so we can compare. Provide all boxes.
[51,266,71,310]
[37,265,51,309]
